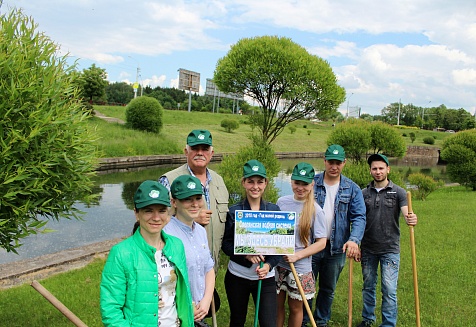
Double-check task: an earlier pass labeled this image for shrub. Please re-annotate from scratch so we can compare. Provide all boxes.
[303,124,307,128]
[423,136,435,145]
[219,135,280,204]
[409,132,416,143]
[0,9,98,252]
[408,173,442,200]
[220,119,239,133]
[440,130,476,190]
[125,96,163,133]
[307,130,311,136]
[288,125,297,134]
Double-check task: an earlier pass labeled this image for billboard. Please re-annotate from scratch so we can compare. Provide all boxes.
[205,79,244,101]
[178,68,200,93]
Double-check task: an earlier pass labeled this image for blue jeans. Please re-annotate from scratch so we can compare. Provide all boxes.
[361,251,400,327]
[302,243,346,326]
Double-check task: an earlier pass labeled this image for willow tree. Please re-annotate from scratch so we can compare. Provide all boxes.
[214,35,345,144]
[0,9,98,252]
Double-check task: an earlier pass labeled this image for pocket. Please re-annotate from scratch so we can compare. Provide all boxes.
[216,202,229,223]
[338,194,350,211]
[384,194,396,208]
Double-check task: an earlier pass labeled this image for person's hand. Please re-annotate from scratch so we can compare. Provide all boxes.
[405,212,417,226]
[283,253,301,263]
[195,209,212,226]
[245,254,265,264]
[255,262,270,279]
[354,248,362,262]
[194,298,212,322]
[342,240,359,258]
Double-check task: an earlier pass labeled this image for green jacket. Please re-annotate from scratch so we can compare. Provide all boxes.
[162,164,229,270]
[100,228,193,327]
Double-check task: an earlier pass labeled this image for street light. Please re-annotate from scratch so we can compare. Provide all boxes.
[346,92,354,119]
[422,100,431,129]
[128,56,141,98]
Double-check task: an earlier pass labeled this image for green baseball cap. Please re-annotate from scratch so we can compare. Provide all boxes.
[367,153,390,166]
[134,180,171,209]
[170,175,204,200]
[243,159,267,179]
[325,144,346,161]
[187,129,213,147]
[291,162,315,184]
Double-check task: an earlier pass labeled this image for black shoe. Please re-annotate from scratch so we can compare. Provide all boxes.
[356,321,373,327]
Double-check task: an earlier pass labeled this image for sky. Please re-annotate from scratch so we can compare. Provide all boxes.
[4,0,476,116]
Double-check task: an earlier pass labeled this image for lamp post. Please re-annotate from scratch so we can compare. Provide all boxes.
[346,92,354,119]
[128,56,141,98]
[422,100,431,129]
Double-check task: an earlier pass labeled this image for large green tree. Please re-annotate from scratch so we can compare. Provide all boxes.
[213,35,345,144]
[0,9,98,252]
[80,63,108,102]
[328,119,406,162]
[440,130,476,190]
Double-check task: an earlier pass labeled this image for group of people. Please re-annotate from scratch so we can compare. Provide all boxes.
[99,129,417,327]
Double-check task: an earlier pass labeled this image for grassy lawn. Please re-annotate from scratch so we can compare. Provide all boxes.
[93,105,451,157]
[1,186,474,326]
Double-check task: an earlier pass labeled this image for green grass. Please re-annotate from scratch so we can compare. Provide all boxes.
[1,186,474,326]
[93,105,452,157]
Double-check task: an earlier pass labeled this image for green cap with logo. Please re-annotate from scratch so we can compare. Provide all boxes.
[187,129,213,147]
[243,159,267,179]
[367,153,390,166]
[134,180,171,209]
[291,162,315,184]
[170,175,204,200]
[325,144,346,161]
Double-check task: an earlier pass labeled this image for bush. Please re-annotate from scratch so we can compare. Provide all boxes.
[408,173,442,200]
[125,96,163,133]
[220,119,239,133]
[0,9,98,252]
[288,125,296,134]
[440,130,476,190]
[409,132,416,143]
[219,135,280,204]
[423,136,435,145]
[307,130,312,136]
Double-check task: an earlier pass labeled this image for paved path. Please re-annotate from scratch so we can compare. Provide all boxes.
[0,238,122,289]
[93,110,125,124]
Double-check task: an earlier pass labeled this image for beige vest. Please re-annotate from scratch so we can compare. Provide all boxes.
[162,164,229,269]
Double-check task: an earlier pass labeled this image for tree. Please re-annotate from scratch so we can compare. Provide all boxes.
[440,130,476,190]
[214,35,345,144]
[0,9,98,252]
[105,81,133,104]
[125,96,164,133]
[327,120,406,162]
[79,63,108,102]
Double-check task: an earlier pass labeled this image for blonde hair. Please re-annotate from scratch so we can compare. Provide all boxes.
[298,185,315,248]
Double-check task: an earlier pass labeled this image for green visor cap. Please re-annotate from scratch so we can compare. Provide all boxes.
[134,180,171,209]
[170,175,204,200]
[243,159,267,179]
[367,153,389,166]
[291,162,315,184]
[187,129,212,147]
[325,144,346,161]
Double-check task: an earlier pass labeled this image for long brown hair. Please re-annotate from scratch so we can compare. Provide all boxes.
[298,184,315,248]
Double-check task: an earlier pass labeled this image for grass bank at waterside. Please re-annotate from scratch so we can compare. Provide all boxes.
[0,186,474,326]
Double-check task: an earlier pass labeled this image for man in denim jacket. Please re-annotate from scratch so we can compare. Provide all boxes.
[303,144,366,327]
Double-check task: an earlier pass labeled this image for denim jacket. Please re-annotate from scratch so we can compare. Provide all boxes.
[313,172,366,255]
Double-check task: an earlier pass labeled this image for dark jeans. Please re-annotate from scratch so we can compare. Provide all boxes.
[224,269,277,327]
[302,243,346,326]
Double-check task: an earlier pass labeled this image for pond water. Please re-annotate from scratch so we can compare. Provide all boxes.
[0,158,447,264]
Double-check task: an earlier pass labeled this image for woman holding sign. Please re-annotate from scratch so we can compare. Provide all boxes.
[221,159,281,327]
[276,162,328,327]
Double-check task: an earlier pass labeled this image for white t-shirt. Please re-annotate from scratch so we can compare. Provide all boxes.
[323,182,339,239]
[156,250,180,326]
[276,195,327,273]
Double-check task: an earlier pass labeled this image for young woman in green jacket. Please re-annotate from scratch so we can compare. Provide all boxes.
[100,180,194,327]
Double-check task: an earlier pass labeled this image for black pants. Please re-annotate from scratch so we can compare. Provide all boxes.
[224,269,277,327]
